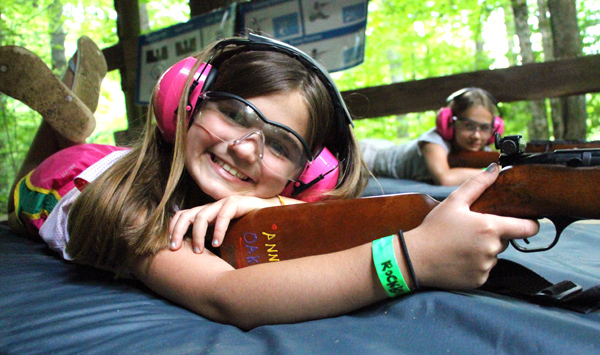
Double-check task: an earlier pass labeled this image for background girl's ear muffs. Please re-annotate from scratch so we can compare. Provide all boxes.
[491,117,505,144]
[435,107,505,145]
[436,107,455,141]
[154,57,212,144]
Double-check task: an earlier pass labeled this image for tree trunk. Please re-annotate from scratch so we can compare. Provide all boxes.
[387,49,408,139]
[48,0,67,73]
[511,0,549,140]
[536,0,563,139]
[139,2,150,32]
[504,6,518,67]
[547,0,587,139]
[113,0,145,145]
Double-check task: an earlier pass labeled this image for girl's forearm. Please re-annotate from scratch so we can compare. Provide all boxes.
[135,238,410,330]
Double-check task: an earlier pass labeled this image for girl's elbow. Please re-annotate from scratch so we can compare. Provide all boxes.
[200,301,263,330]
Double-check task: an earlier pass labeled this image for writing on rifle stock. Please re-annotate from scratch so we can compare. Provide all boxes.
[242,231,280,265]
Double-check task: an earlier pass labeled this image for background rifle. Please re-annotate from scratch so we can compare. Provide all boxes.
[525,139,600,153]
[219,134,600,269]
[447,139,600,168]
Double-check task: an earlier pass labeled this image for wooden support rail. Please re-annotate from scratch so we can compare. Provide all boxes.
[101,43,600,121]
[341,54,600,119]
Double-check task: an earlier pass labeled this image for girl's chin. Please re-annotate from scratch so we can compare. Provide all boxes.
[201,184,254,200]
[460,143,485,151]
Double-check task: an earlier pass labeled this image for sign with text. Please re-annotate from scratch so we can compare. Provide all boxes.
[136,6,235,105]
[238,0,368,73]
[135,1,368,106]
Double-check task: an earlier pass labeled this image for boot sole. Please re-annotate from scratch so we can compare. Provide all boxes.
[69,36,107,113]
[0,46,95,142]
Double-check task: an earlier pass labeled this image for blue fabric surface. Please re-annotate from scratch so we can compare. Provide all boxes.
[1,221,600,354]
[362,177,457,200]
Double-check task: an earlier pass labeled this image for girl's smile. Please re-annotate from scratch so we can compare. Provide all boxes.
[210,153,251,181]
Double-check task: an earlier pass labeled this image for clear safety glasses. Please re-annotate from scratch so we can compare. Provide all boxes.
[453,116,493,136]
[192,91,313,181]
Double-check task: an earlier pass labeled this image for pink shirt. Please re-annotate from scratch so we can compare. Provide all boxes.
[39,149,129,260]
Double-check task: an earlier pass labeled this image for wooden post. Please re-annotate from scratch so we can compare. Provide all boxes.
[112,0,146,145]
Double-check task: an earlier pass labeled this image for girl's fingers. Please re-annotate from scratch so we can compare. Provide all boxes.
[169,211,190,250]
[211,206,238,248]
[447,163,499,207]
[494,216,540,241]
[169,207,205,251]
[191,215,210,254]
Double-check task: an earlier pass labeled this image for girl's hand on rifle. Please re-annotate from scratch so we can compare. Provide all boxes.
[168,195,301,253]
[404,163,540,290]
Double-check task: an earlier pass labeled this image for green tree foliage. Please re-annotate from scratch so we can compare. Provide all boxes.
[0,0,186,214]
[334,0,600,143]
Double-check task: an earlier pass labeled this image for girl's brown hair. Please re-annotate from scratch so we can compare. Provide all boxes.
[449,88,499,122]
[66,39,366,275]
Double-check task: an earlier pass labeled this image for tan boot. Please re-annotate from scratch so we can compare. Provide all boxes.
[0,45,95,143]
[61,36,107,113]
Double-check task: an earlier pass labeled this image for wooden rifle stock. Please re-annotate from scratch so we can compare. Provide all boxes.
[448,151,500,168]
[219,164,600,269]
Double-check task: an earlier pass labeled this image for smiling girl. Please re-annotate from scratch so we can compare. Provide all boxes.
[4,37,537,329]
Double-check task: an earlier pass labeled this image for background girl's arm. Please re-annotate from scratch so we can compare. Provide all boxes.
[421,142,484,186]
[132,165,538,330]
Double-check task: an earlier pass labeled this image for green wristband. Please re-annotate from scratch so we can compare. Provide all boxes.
[372,235,411,297]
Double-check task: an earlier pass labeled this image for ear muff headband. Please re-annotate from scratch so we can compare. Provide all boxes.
[210,34,354,127]
[155,34,353,159]
[446,87,504,117]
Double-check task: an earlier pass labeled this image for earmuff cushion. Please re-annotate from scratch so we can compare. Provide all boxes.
[280,147,339,202]
[489,116,504,145]
[436,107,454,140]
[154,58,211,144]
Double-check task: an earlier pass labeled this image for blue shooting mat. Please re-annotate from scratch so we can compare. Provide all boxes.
[1,219,599,354]
[362,177,458,200]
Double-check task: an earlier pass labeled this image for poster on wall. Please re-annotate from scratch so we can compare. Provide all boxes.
[238,0,368,73]
[135,5,235,105]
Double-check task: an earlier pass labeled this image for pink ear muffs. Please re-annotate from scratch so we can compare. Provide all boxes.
[154,57,212,144]
[436,107,455,141]
[436,107,504,145]
[280,147,339,202]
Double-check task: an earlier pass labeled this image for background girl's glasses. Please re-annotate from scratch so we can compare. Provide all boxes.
[453,116,493,135]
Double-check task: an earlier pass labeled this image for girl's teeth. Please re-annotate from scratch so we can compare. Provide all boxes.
[213,156,249,181]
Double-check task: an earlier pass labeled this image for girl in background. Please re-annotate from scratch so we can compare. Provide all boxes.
[360,87,504,186]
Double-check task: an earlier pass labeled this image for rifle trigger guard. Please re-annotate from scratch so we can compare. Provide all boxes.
[511,217,579,253]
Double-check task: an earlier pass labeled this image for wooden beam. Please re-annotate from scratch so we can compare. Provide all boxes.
[342,54,600,119]
[189,0,232,18]
[102,44,122,72]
